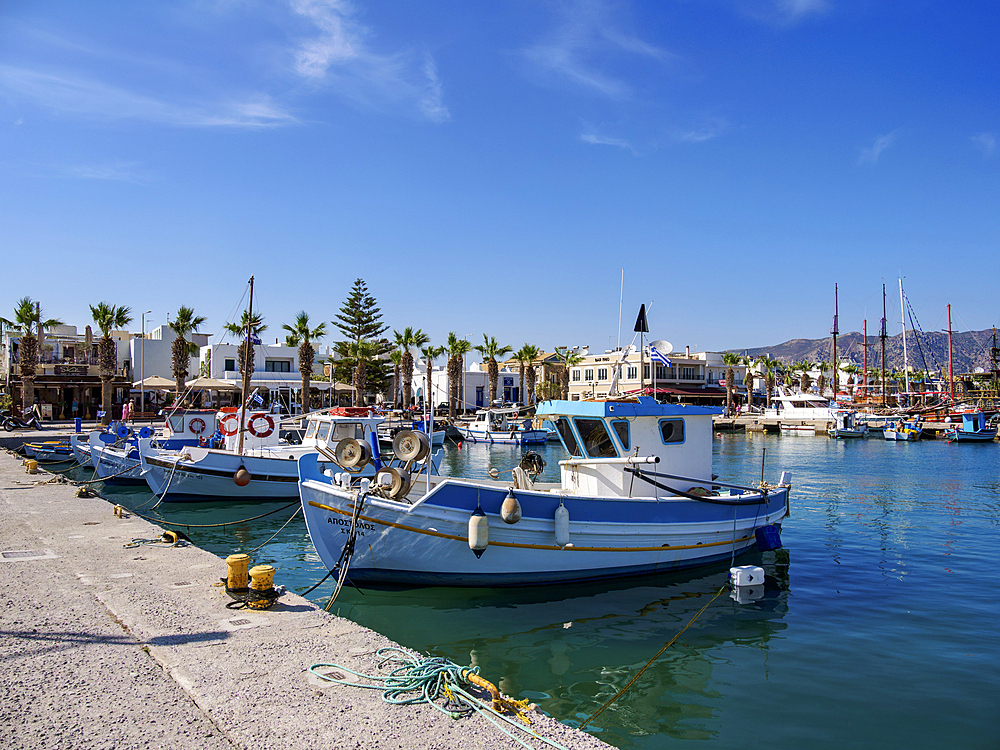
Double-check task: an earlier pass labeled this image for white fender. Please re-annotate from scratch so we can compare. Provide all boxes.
[555,503,570,547]
[468,507,489,558]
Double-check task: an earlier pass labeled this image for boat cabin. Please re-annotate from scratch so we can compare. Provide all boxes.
[469,407,532,433]
[764,388,834,420]
[162,409,218,446]
[536,397,719,497]
[301,409,381,449]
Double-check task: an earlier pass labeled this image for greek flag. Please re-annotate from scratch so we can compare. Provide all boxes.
[649,345,670,366]
[250,392,264,406]
[249,334,262,345]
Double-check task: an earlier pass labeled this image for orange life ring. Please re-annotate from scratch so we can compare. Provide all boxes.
[219,413,239,436]
[189,417,207,435]
[247,413,275,438]
[198,436,207,447]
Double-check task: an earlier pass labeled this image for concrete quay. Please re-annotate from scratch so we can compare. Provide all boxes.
[0,449,611,750]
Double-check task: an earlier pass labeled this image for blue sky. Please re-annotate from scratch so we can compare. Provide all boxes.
[1,0,997,356]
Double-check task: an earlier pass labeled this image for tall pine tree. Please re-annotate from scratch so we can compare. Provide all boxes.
[331,279,391,397]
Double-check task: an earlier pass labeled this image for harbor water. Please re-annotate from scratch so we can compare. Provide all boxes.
[67,433,999,749]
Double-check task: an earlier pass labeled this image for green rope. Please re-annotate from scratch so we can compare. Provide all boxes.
[310,647,571,750]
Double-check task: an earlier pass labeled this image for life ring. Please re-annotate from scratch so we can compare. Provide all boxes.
[189,417,207,435]
[198,436,207,447]
[247,413,275,438]
[219,413,239,436]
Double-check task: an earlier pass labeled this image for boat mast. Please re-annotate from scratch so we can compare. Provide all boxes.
[880,284,887,408]
[899,278,910,400]
[237,275,254,456]
[863,319,868,402]
[831,284,839,399]
[992,327,999,398]
[947,303,954,403]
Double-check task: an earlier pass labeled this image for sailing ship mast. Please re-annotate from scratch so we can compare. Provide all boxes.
[947,304,954,403]
[899,279,910,400]
[880,284,887,408]
[831,284,839,399]
[237,275,255,457]
[863,319,868,401]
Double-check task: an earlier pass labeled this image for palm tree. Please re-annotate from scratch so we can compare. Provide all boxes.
[554,346,585,400]
[474,335,512,405]
[517,344,541,405]
[420,345,445,413]
[389,350,403,409]
[816,361,830,398]
[224,311,267,375]
[344,339,379,406]
[394,327,429,410]
[89,302,133,425]
[721,352,740,415]
[759,356,780,408]
[741,355,756,409]
[797,360,814,393]
[1,297,62,412]
[512,345,532,405]
[446,332,471,419]
[168,306,207,398]
[842,364,859,398]
[282,312,326,415]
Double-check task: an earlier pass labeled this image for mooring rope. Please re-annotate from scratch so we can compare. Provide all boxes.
[309,647,569,750]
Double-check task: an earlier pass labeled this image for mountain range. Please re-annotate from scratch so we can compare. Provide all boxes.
[737,328,1000,375]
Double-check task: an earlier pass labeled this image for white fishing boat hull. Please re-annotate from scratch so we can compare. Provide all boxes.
[456,426,549,445]
[91,441,146,482]
[779,424,816,435]
[299,455,789,587]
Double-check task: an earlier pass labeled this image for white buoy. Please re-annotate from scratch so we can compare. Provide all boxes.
[468,507,489,558]
[779,471,792,486]
[554,503,570,547]
[730,565,764,586]
[500,489,522,524]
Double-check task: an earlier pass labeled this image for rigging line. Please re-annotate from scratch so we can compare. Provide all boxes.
[216,281,252,346]
[954,312,992,360]
[904,294,938,373]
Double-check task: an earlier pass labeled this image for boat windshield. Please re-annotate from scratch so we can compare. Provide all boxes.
[574,418,618,458]
[315,422,331,443]
[331,422,364,441]
[304,421,318,439]
[167,415,185,434]
[611,419,630,450]
[554,417,582,457]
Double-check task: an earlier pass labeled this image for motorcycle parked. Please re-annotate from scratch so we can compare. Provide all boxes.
[1,409,43,431]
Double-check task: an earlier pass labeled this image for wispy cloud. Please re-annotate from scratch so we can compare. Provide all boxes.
[0,65,296,128]
[521,0,673,99]
[675,117,729,144]
[859,132,897,164]
[56,161,151,183]
[580,131,634,152]
[737,0,830,26]
[971,132,996,156]
[290,0,450,122]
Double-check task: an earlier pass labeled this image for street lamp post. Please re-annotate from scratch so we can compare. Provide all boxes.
[140,310,152,416]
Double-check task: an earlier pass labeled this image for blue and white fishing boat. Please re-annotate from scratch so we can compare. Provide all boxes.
[457,406,549,445]
[299,396,790,587]
[944,411,998,443]
[828,410,868,439]
[884,419,922,441]
[90,411,214,483]
[139,407,441,501]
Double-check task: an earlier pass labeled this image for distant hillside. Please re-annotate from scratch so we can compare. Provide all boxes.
[737,329,1000,374]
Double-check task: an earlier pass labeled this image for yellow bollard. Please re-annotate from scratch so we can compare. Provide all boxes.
[225,553,251,596]
[25,459,38,474]
[247,564,277,610]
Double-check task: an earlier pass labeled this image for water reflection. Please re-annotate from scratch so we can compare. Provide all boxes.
[328,550,791,746]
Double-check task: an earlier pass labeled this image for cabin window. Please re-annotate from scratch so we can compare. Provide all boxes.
[554,417,582,456]
[331,422,363,440]
[315,422,331,442]
[304,421,317,439]
[659,419,685,444]
[611,419,630,450]
[168,415,185,433]
[574,418,618,458]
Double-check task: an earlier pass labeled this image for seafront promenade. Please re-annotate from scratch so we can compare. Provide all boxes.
[0,445,610,750]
